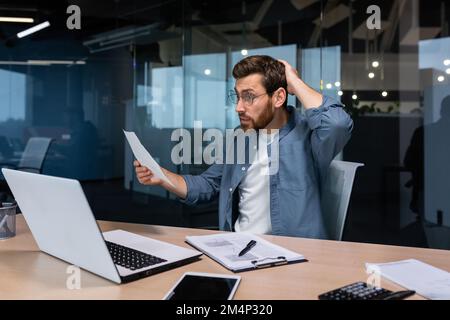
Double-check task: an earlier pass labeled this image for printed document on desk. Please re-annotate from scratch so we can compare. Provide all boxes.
[186,233,307,272]
[366,259,450,300]
[123,130,174,187]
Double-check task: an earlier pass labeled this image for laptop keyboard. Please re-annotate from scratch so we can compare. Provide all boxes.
[105,241,167,271]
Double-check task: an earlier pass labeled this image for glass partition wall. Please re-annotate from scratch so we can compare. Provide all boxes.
[1,0,449,249]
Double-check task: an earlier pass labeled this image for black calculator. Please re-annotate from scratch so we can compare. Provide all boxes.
[319,282,396,300]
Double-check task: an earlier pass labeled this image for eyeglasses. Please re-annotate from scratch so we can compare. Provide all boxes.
[228,90,269,106]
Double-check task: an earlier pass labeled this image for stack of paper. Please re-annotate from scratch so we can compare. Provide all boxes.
[366,259,450,300]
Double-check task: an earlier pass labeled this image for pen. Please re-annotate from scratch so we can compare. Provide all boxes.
[238,240,257,257]
[0,214,8,230]
[0,202,15,235]
[382,290,416,300]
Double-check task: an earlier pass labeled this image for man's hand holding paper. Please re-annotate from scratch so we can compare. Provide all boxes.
[124,130,175,188]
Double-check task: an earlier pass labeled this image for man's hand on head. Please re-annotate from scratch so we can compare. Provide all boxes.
[278,59,301,95]
[278,59,323,109]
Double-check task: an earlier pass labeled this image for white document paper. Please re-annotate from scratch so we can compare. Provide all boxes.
[123,130,174,187]
[366,259,450,300]
[186,232,306,272]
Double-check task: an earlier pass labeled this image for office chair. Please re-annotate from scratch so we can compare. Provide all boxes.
[321,160,364,241]
[0,137,53,174]
[0,136,14,160]
[0,137,53,202]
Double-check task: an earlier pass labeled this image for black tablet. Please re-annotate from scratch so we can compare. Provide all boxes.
[163,272,241,300]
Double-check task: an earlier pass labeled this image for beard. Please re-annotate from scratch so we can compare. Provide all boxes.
[240,101,275,131]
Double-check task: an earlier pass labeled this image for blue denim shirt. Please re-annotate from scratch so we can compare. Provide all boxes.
[181,95,353,239]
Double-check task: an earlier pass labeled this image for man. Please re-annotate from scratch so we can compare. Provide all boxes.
[134,55,353,239]
[404,95,450,221]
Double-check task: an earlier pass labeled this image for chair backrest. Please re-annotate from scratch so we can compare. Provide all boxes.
[0,136,13,159]
[321,160,364,241]
[18,137,53,173]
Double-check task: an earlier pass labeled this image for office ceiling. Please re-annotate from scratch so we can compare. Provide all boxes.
[0,0,447,54]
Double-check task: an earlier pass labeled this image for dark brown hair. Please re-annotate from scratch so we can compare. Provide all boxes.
[232,55,287,96]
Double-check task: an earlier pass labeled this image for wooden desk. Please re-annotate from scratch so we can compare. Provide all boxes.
[1,215,450,300]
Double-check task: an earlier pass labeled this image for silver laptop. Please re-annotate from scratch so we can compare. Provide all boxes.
[2,168,202,284]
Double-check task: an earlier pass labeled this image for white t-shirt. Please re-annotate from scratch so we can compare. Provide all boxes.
[234,132,277,234]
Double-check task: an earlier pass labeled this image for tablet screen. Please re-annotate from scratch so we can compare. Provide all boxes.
[165,274,239,300]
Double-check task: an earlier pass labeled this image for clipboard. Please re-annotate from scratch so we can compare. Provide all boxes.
[185,233,308,272]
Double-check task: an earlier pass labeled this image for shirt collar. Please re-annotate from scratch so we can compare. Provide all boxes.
[278,105,297,141]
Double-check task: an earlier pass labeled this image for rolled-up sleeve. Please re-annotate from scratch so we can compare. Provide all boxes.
[305,95,354,175]
[178,163,223,206]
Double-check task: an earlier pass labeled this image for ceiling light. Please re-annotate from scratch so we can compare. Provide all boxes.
[372,61,380,68]
[352,94,358,100]
[446,68,450,75]
[26,60,51,65]
[241,49,248,56]
[338,91,343,96]
[444,59,450,66]
[0,60,87,66]
[28,60,73,65]
[17,21,50,38]
[0,17,34,23]
[334,81,341,87]
[326,83,332,89]
[381,91,388,97]
[368,72,375,79]
[437,75,445,82]
[204,69,211,76]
